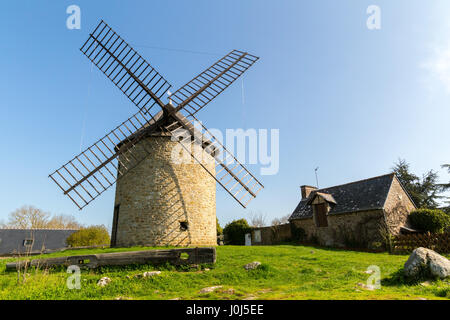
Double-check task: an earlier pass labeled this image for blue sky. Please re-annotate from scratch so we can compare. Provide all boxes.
[1,0,449,229]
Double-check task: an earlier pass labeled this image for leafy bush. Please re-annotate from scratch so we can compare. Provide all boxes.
[216,218,223,236]
[408,209,450,233]
[223,219,251,245]
[66,225,110,247]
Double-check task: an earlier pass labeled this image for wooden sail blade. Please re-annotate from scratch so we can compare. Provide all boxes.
[162,113,264,208]
[169,50,259,117]
[80,20,171,113]
[49,108,165,210]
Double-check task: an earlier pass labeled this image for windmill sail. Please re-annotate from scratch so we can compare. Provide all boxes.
[51,20,263,210]
[169,50,259,117]
[49,109,165,209]
[163,112,264,208]
[80,20,171,113]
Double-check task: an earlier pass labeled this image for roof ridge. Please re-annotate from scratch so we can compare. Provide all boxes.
[314,172,395,192]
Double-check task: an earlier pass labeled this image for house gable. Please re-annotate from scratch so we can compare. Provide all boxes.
[382,175,416,235]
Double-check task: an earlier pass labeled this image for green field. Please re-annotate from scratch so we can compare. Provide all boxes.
[0,245,448,300]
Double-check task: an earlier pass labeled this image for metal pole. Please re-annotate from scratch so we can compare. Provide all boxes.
[315,167,319,188]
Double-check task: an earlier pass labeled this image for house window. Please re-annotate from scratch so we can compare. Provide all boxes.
[23,239,34,246]
[314,203,328,227]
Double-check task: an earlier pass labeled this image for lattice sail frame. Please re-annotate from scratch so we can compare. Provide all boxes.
[49,109,165,209]
[162,115,264,208]
[164,48,263,207]
[80,20,171,113]
[50,20,263,210]
[169,49,259,118]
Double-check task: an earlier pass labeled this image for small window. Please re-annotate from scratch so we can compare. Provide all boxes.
[23,239,34,246]
[180,221,189,231]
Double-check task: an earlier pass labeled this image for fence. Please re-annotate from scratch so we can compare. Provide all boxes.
[391,232,450,254]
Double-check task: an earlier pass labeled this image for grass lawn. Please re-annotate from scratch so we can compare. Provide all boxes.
[0,245,448,300]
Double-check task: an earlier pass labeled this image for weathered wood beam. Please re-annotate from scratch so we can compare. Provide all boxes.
[5,247,216,270]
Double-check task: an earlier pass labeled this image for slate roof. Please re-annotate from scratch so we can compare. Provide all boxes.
[289,173,396,220]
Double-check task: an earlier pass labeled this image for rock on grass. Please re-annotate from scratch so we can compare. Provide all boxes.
[97,277,111,287]
[142,271,161,278]
[404,247,450,279]
[199,286,223,294]
[128,271,162,279]
[356,282,375,291]
[244,262,261,270]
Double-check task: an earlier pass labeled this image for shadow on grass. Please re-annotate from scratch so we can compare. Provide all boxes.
[279,241,391,254]
[382,267,450,299]
[381,267,439,287]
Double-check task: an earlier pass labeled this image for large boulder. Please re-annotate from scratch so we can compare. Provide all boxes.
[404,248,428,277]
[404,247,450,279]
[428,251,450,279]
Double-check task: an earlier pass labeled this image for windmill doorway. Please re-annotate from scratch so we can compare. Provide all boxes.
[111,204,120,247]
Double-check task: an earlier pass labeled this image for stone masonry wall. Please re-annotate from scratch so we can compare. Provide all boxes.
[112,135,217,247]
[291,210,385,249]
[383,176,416,235]
[251,223,292,245]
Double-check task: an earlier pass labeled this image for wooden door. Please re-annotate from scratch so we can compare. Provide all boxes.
[315,203,328,227]
[111,204,120,247]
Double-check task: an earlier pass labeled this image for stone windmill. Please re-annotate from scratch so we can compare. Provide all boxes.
[49,20,263,247]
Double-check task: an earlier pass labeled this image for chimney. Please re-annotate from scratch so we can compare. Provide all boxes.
[300,185,317,200]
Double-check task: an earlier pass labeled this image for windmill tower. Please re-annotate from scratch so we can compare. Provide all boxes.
[49,20,263,247]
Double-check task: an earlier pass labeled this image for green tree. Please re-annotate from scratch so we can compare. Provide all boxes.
[440,164,450,189]
[216,218,223,236]
[439,164,450,213]
[223,219,251,245]
[66,225,110,247]
[392,159,441,208]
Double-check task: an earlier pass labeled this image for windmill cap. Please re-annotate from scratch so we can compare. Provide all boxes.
[116,108,217,153]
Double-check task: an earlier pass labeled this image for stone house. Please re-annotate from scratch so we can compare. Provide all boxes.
[288,173,416,249]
